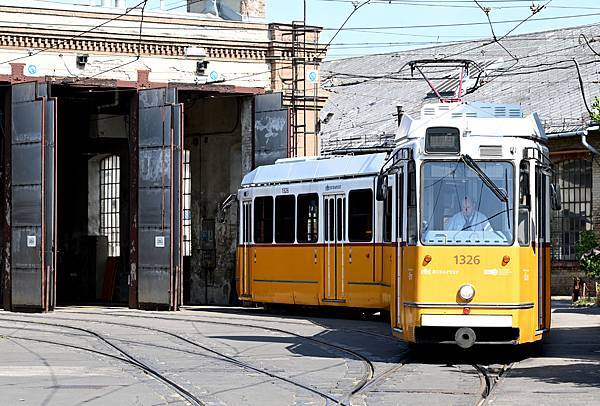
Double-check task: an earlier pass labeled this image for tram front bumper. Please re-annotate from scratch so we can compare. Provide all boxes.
[415,314,519,346]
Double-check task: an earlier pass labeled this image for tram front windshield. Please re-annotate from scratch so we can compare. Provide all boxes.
[421,161,514,245]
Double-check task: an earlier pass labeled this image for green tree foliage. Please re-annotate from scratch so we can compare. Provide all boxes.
[576,230,600,281]
[592,97,600,122]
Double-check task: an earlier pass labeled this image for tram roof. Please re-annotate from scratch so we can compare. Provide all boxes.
[396,102,547,142]
[241,153,388,186]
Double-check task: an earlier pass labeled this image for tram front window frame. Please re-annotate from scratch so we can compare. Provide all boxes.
[420,160,516,246]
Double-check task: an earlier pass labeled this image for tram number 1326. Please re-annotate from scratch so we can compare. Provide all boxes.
[454,255,481,265]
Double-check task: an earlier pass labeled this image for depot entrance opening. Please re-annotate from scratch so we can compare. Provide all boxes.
[54,87,134,306]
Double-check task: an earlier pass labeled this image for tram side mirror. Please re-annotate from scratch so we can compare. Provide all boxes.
[376,175,387,201]
[550,184,562,211]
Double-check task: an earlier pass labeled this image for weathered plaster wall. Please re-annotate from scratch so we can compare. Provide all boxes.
[184,95,252,304]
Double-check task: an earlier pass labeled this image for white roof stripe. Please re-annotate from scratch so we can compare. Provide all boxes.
[241,153,387,186]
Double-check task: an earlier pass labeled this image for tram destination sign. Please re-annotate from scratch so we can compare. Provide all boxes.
[425,127,460,154]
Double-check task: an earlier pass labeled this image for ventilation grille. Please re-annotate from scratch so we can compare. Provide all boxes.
[420,103,522,119]
[508,109,522,118]
[480,146,503,157]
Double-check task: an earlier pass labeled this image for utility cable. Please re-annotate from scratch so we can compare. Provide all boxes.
[69,0,149,83]
[0,0,148,67]
[572,58,593,115]
[473,0,518,61]
[313,0,373,61]
[580,33,600,57]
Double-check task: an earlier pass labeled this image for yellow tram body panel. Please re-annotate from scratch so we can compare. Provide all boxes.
[236,244,391,309]
[392,246,551,345]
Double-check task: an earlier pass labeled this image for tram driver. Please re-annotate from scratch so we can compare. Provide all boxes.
[446,195,492,232]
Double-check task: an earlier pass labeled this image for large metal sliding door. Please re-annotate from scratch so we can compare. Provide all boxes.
[8,82,56,312]
[137,88,183,310]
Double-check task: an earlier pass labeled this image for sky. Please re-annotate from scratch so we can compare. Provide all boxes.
[44,0,600,59]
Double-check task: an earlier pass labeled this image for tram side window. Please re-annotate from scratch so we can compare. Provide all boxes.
[254,197,273,243]
[297,194,319,243]
[275,195,295,243]
[407,161,418,244]
[518,161,531,246]
[383,186,393,242]
[349,189,373,242]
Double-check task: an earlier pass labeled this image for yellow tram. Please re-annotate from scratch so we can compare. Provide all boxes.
[236,101,556,348]
[236,153,392,310]
[388,102,556,348]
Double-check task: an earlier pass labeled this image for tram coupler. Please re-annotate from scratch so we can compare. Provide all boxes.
[455,327,477,349]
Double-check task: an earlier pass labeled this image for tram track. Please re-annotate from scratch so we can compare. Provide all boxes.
[0,310,517,405]
[0,313,371,406]
[475,362,514,406]
[59,311,378,393]
[0,319,205,406]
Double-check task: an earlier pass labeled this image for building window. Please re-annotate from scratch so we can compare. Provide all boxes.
[182,150,192,257]
[297,193,319,243]
[551,158,592,260]
[254,196,273,243]
[275,195,295,243]
[349,189,373,242]
[100,155,120,257]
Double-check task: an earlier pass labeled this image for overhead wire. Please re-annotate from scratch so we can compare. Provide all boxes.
[0,0,148,67]
[473,0,518,61]
[313,0,373,61]
[68,0,149,83]
[580,33,600,57]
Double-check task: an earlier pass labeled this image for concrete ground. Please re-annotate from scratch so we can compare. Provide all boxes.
[0,298,596,406]
[486,298,600,406]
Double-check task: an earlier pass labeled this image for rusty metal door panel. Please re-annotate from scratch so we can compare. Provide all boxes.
[10,82,56,311]
[137,88,183,309]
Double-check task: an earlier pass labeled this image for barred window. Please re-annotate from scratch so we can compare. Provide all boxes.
[551,158,592,260]
[100,155,120,257]
[182,150,192,257]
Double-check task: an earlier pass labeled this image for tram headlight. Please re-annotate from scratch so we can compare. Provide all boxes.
[459,284,475,302]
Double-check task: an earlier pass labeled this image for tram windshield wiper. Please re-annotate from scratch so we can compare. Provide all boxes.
[460,154,508,203]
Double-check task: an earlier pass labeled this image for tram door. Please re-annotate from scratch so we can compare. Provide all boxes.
[535,167,551,331]
[324,194,345,301]
[395,169,405,329]
[240,201,253,298]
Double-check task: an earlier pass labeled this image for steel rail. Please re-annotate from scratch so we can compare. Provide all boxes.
[474,362,514,406]
[0,318,205,406]
[57,310,378,404]
[1,313,346,405]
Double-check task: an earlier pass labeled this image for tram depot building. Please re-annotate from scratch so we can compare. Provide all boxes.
[2,1,600,313]
[320,23,600,296]
[0,0,325,311]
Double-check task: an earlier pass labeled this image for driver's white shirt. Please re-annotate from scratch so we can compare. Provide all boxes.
[446,211,492,231]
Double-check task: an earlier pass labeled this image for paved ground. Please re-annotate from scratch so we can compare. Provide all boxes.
[0,298,597,405]
[486,299,600,406]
